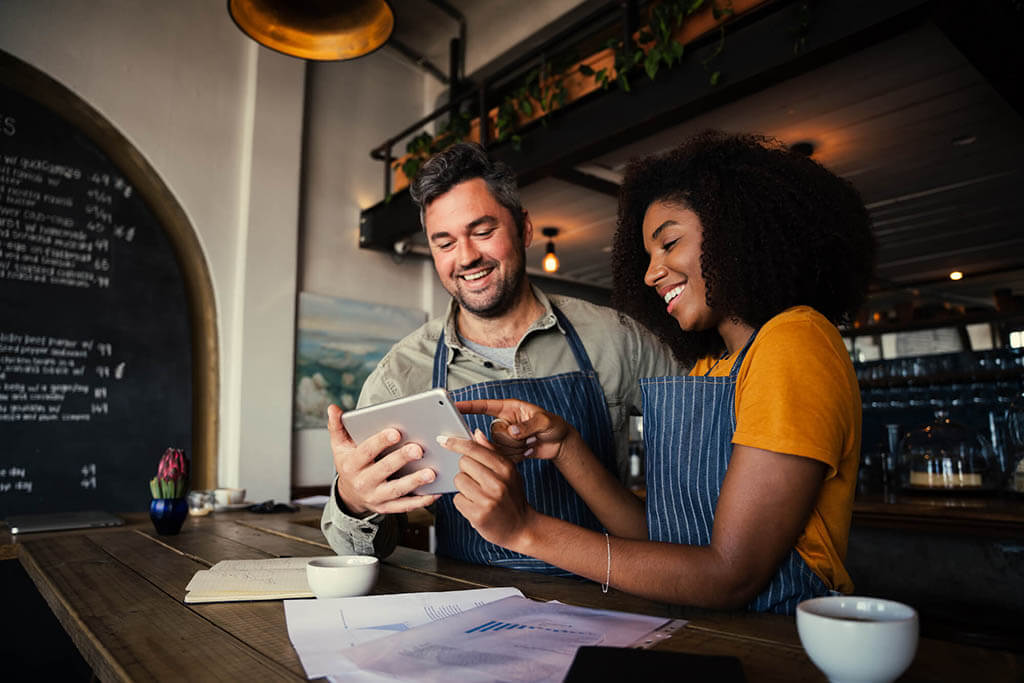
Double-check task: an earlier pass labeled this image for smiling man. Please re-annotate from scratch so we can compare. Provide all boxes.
[321,143,684,573]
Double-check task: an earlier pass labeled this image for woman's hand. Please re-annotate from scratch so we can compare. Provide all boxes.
[456,398,579,465]
[441,429,538,551]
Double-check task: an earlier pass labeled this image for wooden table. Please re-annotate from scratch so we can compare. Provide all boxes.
[5,509,1021,682]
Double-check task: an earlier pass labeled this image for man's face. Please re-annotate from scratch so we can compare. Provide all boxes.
[424,178,532,318]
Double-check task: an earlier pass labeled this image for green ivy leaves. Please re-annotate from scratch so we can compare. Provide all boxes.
[392,0,739,183]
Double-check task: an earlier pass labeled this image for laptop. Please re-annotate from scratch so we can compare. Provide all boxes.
[5,510,125,535]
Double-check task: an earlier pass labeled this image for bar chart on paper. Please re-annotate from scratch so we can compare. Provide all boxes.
[341,596,682,682]
[465,620,595,637]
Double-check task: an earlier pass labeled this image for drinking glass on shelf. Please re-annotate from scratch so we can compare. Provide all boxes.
[857,445,887,496]
[949,382,966,408]
[886,386,907,410]
[1006,390,1024,493]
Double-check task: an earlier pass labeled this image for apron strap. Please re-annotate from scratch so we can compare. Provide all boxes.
[705,327,760,378]
[729,328,759,377]
[432,331,448,389]
[551,305,596,374]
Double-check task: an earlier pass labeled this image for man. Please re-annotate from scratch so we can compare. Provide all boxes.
[322,142,682,574]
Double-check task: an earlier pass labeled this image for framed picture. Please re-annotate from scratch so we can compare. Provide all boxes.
[293,293,426,430]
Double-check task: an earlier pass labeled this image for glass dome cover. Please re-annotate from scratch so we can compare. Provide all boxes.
[901,411,996,490]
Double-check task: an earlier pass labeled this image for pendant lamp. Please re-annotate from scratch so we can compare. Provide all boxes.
[228,0,395,61]
[542,227,560,273]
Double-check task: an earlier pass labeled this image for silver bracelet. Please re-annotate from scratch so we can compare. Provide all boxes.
[602,531,610,594]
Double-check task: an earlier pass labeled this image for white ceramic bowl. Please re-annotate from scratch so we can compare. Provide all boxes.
[797,596,918,683]
[306,556,380,599]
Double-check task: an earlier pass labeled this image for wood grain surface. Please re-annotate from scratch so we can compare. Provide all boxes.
[10,508,1022,682]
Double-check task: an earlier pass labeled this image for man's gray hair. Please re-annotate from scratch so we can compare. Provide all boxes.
[409,142,525,234]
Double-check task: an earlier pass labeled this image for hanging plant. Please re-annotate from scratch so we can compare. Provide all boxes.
[390,0,770,187]
[397,109,473,182]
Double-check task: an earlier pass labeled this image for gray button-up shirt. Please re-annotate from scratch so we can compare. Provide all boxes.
[321,285,684,557]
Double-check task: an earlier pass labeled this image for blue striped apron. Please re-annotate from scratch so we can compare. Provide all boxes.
[640,332,829,614]
[432,306,616,574]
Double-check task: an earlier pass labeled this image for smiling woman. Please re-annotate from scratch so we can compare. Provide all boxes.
[613,131,876,367]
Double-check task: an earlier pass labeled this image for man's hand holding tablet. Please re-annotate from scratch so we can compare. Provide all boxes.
[340,388,474,498]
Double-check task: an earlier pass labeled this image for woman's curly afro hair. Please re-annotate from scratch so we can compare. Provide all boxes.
[611,130,875,366]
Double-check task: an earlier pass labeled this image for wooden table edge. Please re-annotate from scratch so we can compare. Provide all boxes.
[18,544,134,683]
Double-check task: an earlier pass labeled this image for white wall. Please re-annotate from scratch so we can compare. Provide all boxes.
[293,49,440,487]
[0,0,302,502]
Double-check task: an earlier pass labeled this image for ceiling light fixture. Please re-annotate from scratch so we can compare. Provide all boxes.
[789,141,816,157]
[949,270,964,281]
[541,227,560,273]
[228,0,394,61]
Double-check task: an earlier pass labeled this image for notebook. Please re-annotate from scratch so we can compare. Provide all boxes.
[5,510,125,535]
[184,557,322,603]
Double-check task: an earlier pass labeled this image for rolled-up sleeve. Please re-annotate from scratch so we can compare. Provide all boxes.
[320,476,400,558]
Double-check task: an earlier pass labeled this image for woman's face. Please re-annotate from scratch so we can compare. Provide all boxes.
[642,200,722,333]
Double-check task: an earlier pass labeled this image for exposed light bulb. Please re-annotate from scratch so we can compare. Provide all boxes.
[949,271,963,281]
[543,243,559,273]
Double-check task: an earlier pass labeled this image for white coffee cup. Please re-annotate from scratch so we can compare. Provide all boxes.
[213,487,246,506]
[797,596,918,683]
[306,556,379,599]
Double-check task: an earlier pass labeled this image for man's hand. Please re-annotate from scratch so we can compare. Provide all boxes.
[444,429,537,551]
[327,404,440,516]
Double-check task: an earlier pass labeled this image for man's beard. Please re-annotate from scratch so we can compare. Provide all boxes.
[451,258,526,319]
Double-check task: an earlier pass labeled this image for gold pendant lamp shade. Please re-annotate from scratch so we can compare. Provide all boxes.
[228,0,395,61]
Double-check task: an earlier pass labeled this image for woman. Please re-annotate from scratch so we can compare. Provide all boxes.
[443,131,875,613]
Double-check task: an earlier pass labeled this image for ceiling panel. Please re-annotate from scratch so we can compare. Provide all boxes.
[516,23,1024,310]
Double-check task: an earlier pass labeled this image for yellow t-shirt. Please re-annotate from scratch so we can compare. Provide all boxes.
[690,306,859,593]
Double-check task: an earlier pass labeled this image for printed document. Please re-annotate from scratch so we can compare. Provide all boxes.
[284,587,524,679]
[339,595,677,682]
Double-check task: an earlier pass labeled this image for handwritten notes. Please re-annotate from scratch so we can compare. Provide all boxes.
[185,557,324,603]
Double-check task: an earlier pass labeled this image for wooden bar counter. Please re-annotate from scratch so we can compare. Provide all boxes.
[853,492,1024,537]
[3,508,1020,681]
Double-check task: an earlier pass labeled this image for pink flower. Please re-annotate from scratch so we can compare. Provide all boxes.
[157,448,188,482]
[152,448,189,499]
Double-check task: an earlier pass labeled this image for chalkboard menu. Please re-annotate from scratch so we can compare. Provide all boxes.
[0,64,193,516]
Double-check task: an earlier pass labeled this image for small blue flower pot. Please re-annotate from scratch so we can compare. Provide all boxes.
[150,497,188,535]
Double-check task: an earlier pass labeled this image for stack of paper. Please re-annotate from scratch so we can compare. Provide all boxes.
[283,588,684,682]
[284,587,526,679]
[185,557,325,603]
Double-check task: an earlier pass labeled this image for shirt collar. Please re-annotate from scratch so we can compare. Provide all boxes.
[441,283,563,357]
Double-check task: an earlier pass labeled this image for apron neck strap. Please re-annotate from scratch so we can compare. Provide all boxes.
[705,327,759,377]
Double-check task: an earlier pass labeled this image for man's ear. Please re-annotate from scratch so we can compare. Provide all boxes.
[522,211,534,248]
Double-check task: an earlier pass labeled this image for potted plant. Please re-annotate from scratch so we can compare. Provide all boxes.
[149,447,189,534]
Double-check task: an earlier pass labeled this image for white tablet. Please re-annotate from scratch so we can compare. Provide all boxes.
[341,388,472,495]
